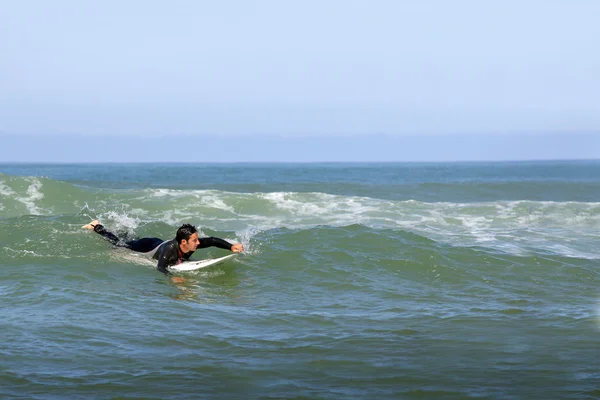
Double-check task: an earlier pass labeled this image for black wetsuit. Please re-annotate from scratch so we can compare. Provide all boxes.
[92,224,233,274]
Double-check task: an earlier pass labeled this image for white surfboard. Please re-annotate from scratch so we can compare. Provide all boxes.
[170,253,238,272]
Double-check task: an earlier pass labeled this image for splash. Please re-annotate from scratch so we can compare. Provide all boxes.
[234,226,264,255]
[96,210,143,241]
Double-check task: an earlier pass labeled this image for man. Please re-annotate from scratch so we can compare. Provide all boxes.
[83,220,243,281]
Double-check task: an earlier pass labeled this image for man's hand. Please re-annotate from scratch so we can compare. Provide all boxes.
[82,220,100,230]
[231,243,244,253]
[172,277,185,284]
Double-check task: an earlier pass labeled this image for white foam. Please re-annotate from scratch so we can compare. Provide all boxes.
[0,180,15,196]
[198,194,235,213]
[157,208,200,227]
[3,247,41,257]
[264,192,332,216]
[15,179,44,215]
[261,192,383,230]
[404,200,600,259]
[148,188,220,198]
[92,187,600,260]
[150,188,178,198]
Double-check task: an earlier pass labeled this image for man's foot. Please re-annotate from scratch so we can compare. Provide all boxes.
[82,220,100,230]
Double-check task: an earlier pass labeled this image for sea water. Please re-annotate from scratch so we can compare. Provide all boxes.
[1,161,599,399]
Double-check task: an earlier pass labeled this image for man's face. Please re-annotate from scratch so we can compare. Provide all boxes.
[183,233,200,251]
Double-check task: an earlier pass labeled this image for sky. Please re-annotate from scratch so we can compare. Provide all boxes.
[0,0,599,162]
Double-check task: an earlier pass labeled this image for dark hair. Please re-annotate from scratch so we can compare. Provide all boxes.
[176,224,197,244]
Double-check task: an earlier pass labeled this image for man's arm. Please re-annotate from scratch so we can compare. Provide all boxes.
[182,237,244,260]
[155,241,188,284]
[156,253,172,275]
[82,221,122,246]
[197,237,238,251]
[93,224,122,245]
[155,241,180,275]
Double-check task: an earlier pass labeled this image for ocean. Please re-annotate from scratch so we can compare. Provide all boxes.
[1,161,599,399]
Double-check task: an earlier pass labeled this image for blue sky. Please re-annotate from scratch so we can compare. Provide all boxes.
[1,0,599,161]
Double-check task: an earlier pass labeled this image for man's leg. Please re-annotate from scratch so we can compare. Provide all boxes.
[125,237,164,253]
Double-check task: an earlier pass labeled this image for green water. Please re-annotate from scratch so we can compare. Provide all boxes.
[1,162,599,399]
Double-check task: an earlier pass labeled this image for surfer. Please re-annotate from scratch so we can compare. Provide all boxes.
[83,220,243,282]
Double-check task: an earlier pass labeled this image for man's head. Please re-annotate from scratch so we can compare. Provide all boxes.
[176,224,200,252]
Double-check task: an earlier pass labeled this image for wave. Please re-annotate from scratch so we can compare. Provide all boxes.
[1,175,599,260]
